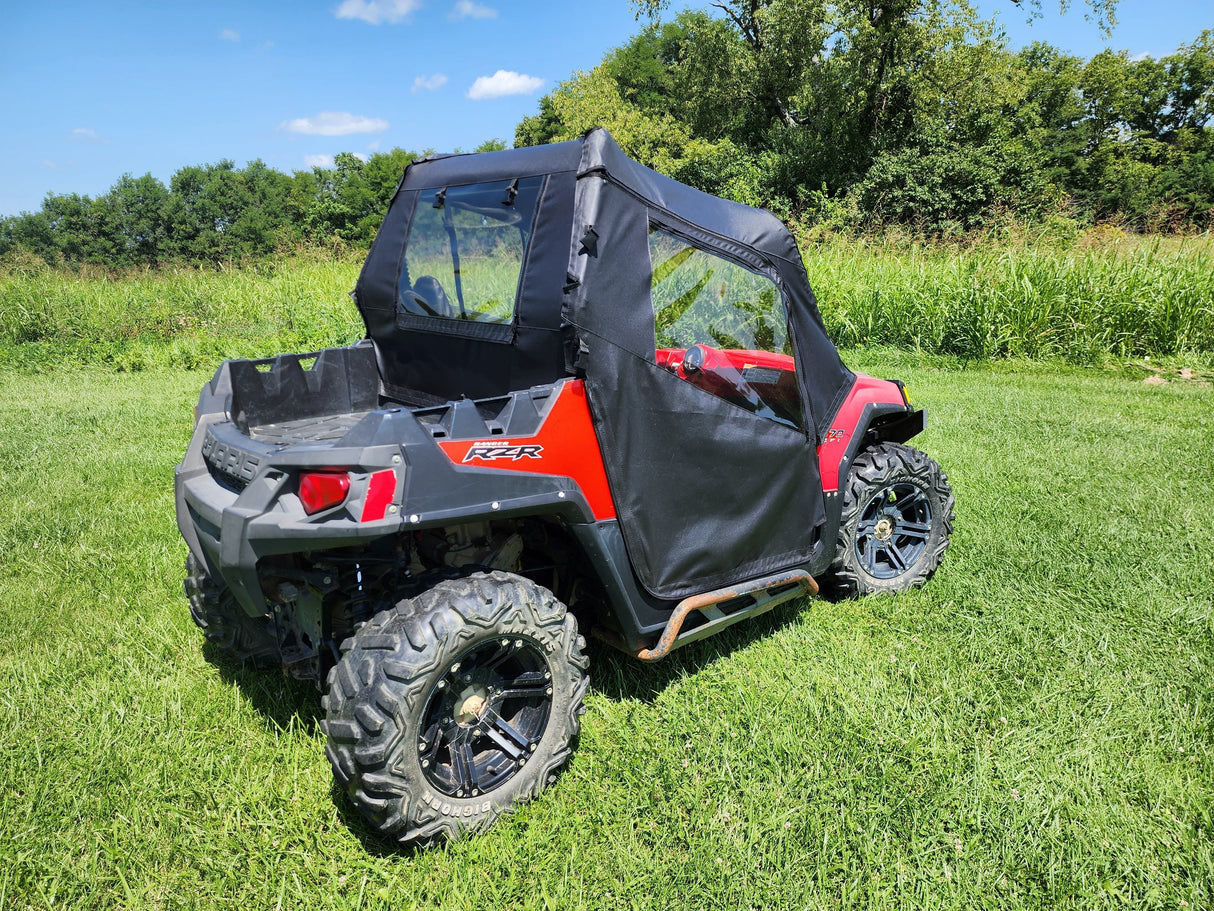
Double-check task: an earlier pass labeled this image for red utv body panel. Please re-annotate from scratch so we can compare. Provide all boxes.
[816,375,908,491]
[438,381,617,522]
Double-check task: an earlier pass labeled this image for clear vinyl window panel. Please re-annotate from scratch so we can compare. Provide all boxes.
[398,177,543,324]
[649,227,791,354]
[648,226,803,428]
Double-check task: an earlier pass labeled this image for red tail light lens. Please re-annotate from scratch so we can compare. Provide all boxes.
[299,471,351,515]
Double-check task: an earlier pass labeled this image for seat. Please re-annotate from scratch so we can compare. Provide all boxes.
[399,275,453,318]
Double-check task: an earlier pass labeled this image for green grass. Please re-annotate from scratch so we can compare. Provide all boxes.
[1,231,1212,371]
[0,251,365,371]
[806,232,1214,361]
[1,353,1211,910]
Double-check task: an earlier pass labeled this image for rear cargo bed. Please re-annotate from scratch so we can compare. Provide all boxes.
[246,412,382,445]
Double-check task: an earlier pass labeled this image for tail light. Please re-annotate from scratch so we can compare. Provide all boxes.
[299,471,351,515]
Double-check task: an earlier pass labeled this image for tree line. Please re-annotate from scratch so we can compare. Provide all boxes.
[518,1,1213,234]
[0,139,504,268]
[0,149,419,268]
[2,1,1211,268]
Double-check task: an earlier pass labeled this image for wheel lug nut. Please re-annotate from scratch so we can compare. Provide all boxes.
[529,742,537,752]
[421,759,430,768]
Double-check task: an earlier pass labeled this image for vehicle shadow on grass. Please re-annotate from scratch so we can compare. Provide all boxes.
[203,642,324,735]
[327,784,427,857]
[584,595,819,704]
[199,594,829,855]
[199,645,421,856]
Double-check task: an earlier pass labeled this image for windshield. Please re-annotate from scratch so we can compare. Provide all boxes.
[398,176,544,325]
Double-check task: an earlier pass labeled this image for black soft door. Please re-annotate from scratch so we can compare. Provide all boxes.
[574,195,824,600]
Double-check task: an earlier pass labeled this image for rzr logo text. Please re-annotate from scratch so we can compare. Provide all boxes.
[463,444,544,462]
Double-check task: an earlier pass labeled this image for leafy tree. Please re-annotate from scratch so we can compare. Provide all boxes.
[515,96,565,148]
[232,160,296,253]
[1008,43,1087,189]
[98,173,171,265]
[298,148,417,245]
[165,159,298,261]
[528,1,1026,219]
[167,161,254,261]
[1062,33,1214,226]
[511,0,1209,231]
[0,208,54,262]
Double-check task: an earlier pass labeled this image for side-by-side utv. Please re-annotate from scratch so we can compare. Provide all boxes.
[175,128,954,845]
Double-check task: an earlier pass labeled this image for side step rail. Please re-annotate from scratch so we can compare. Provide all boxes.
[598,570,818,661]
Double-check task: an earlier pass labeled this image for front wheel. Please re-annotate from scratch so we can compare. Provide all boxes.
[322,571,589,845]
[826,442,954,596]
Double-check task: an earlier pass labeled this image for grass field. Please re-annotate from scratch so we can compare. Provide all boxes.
[1,351,1211,910]
[810,232,1214,361]
[2,231,1213,370]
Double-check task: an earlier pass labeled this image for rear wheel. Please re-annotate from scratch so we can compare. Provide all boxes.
[827,442,954,596]
[323,571,588,845]
[184,554,278,666]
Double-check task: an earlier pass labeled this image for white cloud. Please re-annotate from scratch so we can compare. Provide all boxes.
[262,40,275,49]
[466,70,544,100]
[41,160,69,171]
[69,127,110,144]
[412,73,448,93]
[334,0,421,25]
[450,0,496,19]
[280,111,389,136]
[1130,51,1152,62]
[219,29,240,41]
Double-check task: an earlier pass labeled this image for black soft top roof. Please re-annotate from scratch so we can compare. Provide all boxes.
[577,130,808,271]
[394,131,804,272]
[355,127,852,435]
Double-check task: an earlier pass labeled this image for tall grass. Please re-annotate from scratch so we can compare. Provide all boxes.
[0,251,365,370]
[1,232,1212,369]
[805,232,1214,361]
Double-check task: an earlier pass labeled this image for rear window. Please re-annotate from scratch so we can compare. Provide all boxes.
[398,176,543,325]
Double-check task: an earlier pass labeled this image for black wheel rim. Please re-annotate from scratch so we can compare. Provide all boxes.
[417,637,553,798]
[854,482,933,580]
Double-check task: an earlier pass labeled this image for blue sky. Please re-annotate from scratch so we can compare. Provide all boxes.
[1,0,1209,217]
